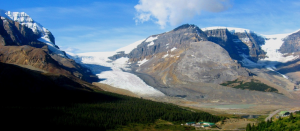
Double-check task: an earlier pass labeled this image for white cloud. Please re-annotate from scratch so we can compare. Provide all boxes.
[134,0,231,28]
[60,47,80,53]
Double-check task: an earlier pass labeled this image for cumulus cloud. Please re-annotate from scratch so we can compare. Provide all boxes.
[134,0,231,28]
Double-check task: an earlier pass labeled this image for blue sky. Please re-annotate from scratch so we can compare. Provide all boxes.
[2,0,300,53]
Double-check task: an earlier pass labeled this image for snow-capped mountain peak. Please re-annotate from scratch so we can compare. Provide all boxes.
[5,11,51,40]
[1,10,66,57]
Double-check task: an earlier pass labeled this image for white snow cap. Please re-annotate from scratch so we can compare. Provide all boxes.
[201,26,254,34]
[5,11,51,38]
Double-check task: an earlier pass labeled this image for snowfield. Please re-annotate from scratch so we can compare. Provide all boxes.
[259,34,299,64]
[69,40,165,97]
[137,58,149,66]
[257,33,299,79]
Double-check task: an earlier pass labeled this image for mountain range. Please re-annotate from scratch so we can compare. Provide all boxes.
[1,10,300,107]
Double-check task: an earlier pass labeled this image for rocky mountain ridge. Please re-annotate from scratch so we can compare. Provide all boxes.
[279,30,300,53]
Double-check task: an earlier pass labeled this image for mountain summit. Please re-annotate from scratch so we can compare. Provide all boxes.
[1,10,66,57]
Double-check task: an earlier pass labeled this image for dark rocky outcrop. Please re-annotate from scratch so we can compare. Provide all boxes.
[233,32,265,61]
[203,28,265,62]
[175,41,249,84]
[279,30,300,53]
[0,18,44,47]
[108,51,128,60]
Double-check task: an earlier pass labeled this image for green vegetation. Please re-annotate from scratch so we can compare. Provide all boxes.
[221,79,239,86]
[117,119,220,131]
[256,115,268,122]
[1,90,225,130]
[221,79,278,93]
[246,111,300,131]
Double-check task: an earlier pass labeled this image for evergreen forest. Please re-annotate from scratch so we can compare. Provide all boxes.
[246,111,300,131]
[1,90,225,130]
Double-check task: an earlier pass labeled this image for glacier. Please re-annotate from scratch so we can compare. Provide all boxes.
[69,40,165,97]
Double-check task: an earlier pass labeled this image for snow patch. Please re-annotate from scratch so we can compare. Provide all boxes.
[145,35,158,42]
[162,53,169,58]
[37,36,66,57]
[165,43,170,49]
[170,47,177,52]
[138,58,148,66]
[147,41,154,47]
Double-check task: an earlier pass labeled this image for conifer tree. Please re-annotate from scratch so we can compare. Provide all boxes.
[246,123,251,131]
[289,113,294,120]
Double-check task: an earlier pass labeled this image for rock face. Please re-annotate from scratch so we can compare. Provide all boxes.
[0,17,43,46]
[203,27,265,62]
[0,45,65,74]
[175,41,249,84]
[233,32,265,61]
[279,30,300,53]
